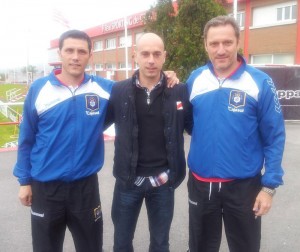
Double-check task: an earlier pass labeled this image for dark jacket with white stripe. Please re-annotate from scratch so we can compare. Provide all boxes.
[105,71,193,189]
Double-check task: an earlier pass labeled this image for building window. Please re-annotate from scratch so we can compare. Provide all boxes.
[93,41,103,51]
[119,62,132,69]
[135,32,144,45]
[251,54,294,65]
[106,63,116,70]
[105,38,116,50]
[229,12,245,28]
[95,64,103,71]
[273,54,294,64]
[252,2,297,28]
[277,4,297,21]
[236,12,245,27]
[119,35,132,47]
[85,64,92,71]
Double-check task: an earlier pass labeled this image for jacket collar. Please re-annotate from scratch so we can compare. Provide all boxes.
[207,54,247,81]
[49,68,92,87]
[131,70,167,89]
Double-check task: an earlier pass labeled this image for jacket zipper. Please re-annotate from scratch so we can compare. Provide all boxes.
[146,89,151,105]
[66,85,78,178]
[215,77,226,177]
[218,77,226,88]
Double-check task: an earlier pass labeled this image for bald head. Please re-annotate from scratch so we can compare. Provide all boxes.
[134,32,166,86]
[136,33,165,52]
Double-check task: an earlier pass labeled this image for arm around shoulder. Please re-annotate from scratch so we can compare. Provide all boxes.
[179,83,193,134]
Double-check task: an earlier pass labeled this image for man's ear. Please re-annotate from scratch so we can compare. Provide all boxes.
[132,51,137,64]
[134,51,141,68]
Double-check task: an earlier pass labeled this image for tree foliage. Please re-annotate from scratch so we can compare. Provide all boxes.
[144,0,226,81]
[144,0,177,70]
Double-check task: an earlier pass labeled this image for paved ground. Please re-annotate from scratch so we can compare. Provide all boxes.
[0,121,299,252]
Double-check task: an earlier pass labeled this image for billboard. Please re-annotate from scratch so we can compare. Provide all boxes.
[255,65,300,120]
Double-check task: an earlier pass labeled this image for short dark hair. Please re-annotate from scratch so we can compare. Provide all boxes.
[59,29,92,52]
[203,15,240,41]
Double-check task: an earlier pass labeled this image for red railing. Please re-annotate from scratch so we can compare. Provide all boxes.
[0,121,20,125]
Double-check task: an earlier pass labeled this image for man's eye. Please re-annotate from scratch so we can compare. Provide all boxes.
[224,41,232,46]
[78,50,88,55]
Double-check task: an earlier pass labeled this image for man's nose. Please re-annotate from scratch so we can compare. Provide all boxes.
[148,54,155,63]
[217,44,226,54]
[72,51,80,60]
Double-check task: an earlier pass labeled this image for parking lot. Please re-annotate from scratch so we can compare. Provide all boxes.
[0,121,299,252]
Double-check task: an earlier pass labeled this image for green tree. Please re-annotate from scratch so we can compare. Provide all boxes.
[144,0,226,81]
[144,0,177,70]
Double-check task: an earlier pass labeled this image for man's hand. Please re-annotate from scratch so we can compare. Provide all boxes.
[253,190,273,218]
[18,185,32,207]
[164,71,179,87]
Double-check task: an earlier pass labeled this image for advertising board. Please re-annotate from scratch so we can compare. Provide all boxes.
[255,65,300,120]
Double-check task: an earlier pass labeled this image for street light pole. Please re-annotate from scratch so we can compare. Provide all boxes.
[124,16,129,79]
[233,0,238,20]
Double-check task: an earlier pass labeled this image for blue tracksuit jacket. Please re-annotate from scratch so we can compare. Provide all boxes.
[186,56,285,188]
[13,70,114,185]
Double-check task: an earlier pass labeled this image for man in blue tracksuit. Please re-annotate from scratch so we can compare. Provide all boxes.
[13,29,178,252]
[186,16,285,252]
[13,30,114,252]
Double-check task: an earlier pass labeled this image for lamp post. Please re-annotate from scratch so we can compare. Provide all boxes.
[124,16,129,79]
[233,0,238,20]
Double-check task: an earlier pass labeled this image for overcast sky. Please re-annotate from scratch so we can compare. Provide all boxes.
[0,0,157,69]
